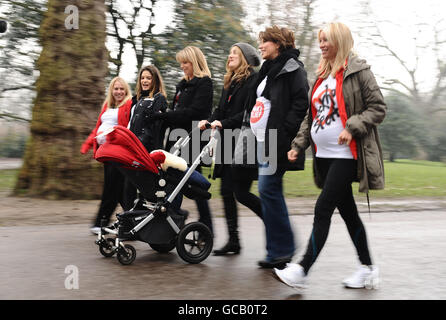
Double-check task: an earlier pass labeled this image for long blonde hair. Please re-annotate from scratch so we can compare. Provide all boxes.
[135,65,167,100]
[176,46,211,80]
[317,22,354,79]
[223,45,252,90]
[104,77,132,109]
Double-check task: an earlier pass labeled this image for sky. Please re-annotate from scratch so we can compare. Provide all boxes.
[117,0,446,97]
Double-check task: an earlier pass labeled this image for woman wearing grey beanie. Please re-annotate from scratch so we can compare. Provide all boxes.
[198,43,263,255]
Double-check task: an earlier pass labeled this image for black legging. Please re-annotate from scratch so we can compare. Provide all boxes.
[94,163,126,227]
[220,165,263,236]
[299,158,372,274]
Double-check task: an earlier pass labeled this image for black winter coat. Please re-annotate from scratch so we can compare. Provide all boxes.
[164,76,213,163]
[245,56,309,171]
[166,76,213,133]
[209,72,257,129]
[129,92,167,152]
[209,71,258,179]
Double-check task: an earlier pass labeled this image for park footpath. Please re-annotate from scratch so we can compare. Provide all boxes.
[1,159,446,301]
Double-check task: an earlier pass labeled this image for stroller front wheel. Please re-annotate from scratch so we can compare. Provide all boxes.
[176,222,213,264]
[117,244,136,265]
[99,237,116,258]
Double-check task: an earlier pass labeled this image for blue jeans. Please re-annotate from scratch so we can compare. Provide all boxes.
[257,141,295,260]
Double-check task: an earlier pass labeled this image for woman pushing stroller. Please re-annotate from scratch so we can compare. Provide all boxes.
[198,42,264,256]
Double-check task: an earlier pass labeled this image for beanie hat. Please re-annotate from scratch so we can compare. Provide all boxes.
[233,42,261,67]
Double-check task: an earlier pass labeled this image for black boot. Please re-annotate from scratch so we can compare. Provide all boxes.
[213,233,241,255]
[214,189,241,255]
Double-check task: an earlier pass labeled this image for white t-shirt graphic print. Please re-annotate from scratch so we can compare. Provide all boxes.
[310,75,353,159]
[250,77,271,142]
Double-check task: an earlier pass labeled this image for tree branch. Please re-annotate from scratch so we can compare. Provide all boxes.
[1,85,34,93]
[0,112,30,122]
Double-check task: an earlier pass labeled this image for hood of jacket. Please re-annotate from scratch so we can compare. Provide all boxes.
[344,52,370,78]
[276,57,303,78]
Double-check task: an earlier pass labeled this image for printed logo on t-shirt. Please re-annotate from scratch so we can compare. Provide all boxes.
[310,75,353,159]
[312,85,339,133]
[250,100,265,124]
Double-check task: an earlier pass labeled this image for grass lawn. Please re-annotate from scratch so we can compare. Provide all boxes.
[1,159,445,198]
[0,169,18,192]
[203,159,446,198]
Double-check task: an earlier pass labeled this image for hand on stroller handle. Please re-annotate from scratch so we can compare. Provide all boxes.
[198,120,222,130]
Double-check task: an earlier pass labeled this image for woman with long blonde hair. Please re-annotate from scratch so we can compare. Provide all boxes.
[80,76,133,234]
[151,45,214,233]
[198,43,263,256]
[274,22,386,289]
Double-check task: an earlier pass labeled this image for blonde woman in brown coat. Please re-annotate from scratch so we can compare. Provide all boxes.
[274,22,386,290]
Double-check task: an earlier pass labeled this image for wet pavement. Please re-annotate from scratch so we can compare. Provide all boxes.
[1,208,445,300]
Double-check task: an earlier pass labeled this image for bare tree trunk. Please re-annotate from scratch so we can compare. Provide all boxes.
[14,0,108,199]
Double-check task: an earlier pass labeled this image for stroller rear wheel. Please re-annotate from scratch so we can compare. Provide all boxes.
[99,238,116,258]
[117,244,136,265]
[176,222,213,264]
[149,240,176,253]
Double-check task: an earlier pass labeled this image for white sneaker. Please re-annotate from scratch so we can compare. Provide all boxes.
[90,226,101,235]
[274,263,307,289]
[343,265,380,289]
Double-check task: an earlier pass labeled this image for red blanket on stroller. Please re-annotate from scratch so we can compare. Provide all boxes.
[94,125,166,174]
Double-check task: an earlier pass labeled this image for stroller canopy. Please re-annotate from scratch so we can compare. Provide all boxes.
[95,125,164,174]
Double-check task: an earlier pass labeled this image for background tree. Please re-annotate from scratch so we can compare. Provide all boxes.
[14,0,108,199]
[242,0,320,83]
[0,0,46,122]
[151,0,254,106]
[106,0,158,78]
[357,0,446,161]
[378,95,420,162]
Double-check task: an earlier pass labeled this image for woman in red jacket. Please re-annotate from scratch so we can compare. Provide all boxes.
[81,76,133,234]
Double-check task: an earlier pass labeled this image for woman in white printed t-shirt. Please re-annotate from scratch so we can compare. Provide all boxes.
[274,22,386,290]
[245,26,310,269]
[81,77,133,234]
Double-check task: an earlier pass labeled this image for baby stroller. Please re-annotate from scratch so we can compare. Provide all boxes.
[93,125,216,265]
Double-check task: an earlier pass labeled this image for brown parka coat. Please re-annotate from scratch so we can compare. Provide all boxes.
[291,53,387,193]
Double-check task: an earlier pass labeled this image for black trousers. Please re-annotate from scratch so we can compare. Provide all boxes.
[93,163,126,227]
[299,158,372,274]
[122,178,139,211]
[220,165,263,239]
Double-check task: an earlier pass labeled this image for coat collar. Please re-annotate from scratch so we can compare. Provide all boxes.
[276,58,301,78]
[177,76,206,90]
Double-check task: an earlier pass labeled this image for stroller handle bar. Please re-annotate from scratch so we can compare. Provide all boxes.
[171,126,200,156]
[171,122,218,156]
[166,128,219,204]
